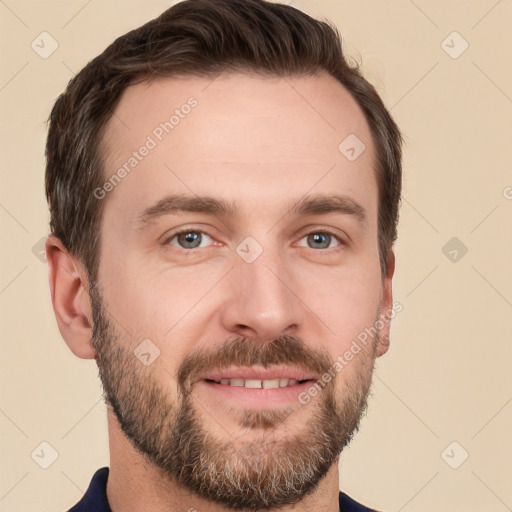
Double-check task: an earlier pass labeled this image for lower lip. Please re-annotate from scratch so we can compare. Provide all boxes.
[195,379,313,407]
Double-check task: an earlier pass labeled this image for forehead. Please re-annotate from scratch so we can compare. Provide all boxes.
[100,72,377,225]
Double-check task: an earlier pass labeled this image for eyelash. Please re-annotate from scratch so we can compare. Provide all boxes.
[164,228,346,252]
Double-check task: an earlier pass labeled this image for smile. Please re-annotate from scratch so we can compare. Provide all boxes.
[192,367,320,407]
[205,378,311,388]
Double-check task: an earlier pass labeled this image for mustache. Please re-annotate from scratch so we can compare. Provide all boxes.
[178,334,333,392]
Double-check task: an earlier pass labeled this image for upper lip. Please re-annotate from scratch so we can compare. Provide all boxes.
[192,366,319,384]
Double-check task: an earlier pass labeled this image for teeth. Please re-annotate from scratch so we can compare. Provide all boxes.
[215,378,303,388]
[245,379,262,388]
[262,379,280,389]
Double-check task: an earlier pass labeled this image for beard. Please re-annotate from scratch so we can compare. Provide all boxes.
[90,282,378,510]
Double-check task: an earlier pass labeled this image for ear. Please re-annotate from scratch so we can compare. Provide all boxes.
[46,235,96,359]
[375,249,395,358]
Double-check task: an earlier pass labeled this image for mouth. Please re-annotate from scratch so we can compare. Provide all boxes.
[204,377,312,388]
[192,365,318,386]
[191,366,319,407]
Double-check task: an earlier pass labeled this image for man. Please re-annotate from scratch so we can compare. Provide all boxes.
[45,0,402,510]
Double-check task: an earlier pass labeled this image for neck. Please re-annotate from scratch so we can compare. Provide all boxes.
[106,409,341,512]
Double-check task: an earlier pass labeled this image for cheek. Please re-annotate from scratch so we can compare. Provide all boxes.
[98,252,218,343]
[293,264,382,345]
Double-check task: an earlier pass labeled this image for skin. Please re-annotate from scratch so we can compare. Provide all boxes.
[47,72,395,512]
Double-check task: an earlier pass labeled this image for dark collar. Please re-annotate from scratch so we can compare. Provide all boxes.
[68,467,378,512]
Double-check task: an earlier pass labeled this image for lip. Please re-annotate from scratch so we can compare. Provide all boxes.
[195,378,314,407]
[190,366,319,408]
[191,365,319,384]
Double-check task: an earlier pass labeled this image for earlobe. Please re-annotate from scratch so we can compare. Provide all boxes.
[46,235,96,359]
[376,249,395,358]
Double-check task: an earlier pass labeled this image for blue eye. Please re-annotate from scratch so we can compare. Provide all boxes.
[165,229,343,252]
[298,232,341,250]
[168,230,214,249]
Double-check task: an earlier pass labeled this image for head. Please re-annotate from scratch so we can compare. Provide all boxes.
[45,0,403,509]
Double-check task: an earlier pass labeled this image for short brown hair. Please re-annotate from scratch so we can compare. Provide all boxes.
[45,0,402,282]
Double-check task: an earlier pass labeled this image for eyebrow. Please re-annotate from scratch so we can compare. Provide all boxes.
[288,194,367,226]
[135,193,367,228]
[136,195,237,227]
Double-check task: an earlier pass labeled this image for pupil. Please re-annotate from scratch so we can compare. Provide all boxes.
[309,233,330,249]
[180,232,200,248]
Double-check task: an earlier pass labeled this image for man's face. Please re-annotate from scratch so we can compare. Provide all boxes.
[92,72,392,508]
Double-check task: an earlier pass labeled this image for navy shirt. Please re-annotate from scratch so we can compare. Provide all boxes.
[68,467,379,511]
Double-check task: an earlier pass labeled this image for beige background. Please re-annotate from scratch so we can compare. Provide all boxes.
[1,0,511,511]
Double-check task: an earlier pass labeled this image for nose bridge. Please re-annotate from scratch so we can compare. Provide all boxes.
[220,244,301,339]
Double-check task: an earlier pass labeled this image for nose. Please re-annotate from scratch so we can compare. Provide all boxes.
[219,250,302,341]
